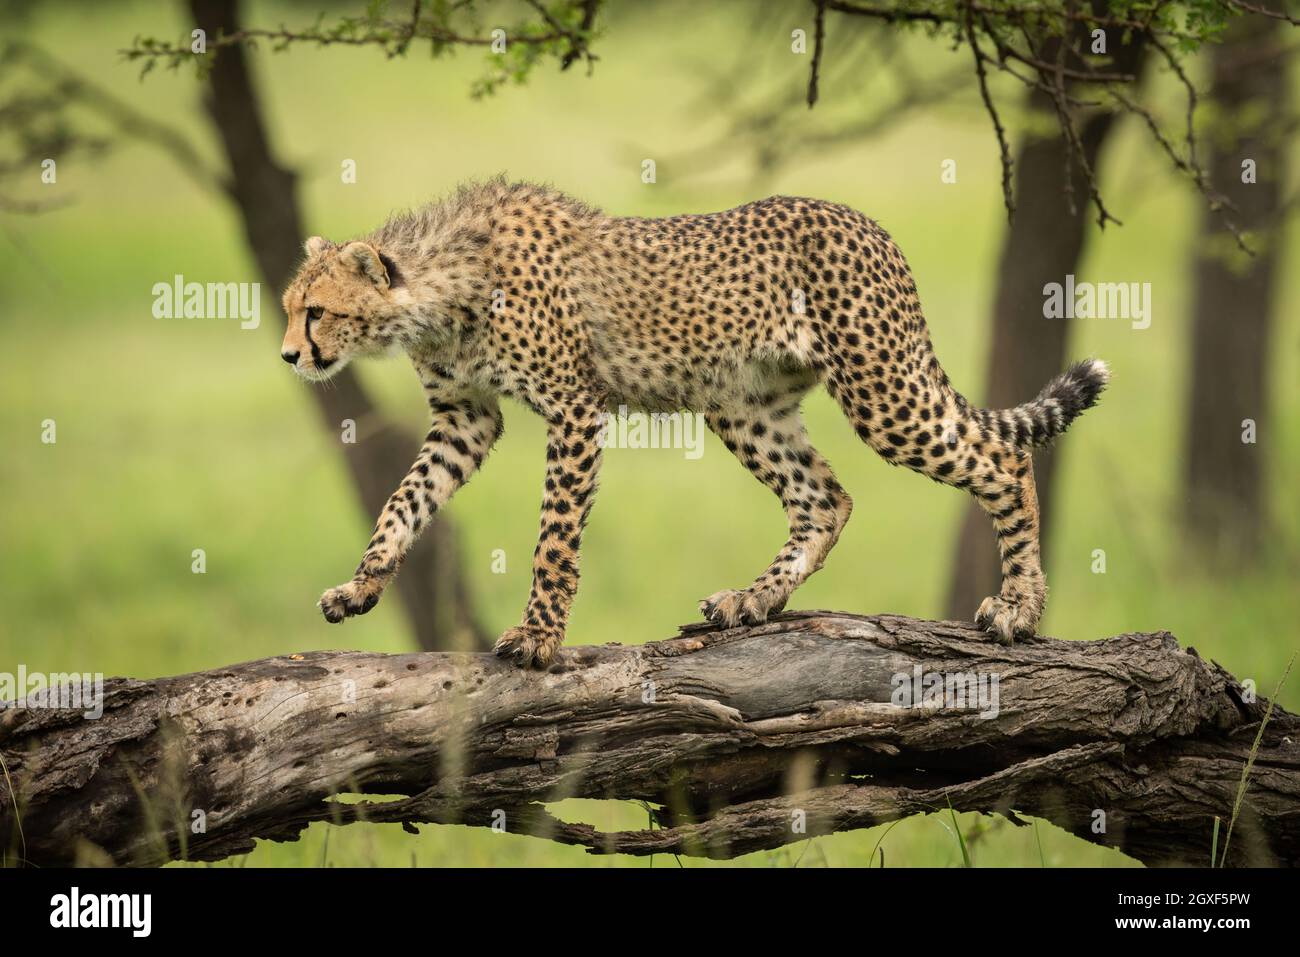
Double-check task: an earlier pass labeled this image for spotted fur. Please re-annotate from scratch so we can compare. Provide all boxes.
[280,179,1109,666]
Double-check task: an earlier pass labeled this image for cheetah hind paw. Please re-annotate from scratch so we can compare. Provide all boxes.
[699,588,784,629]
[974,596,1038,645]
[493,624,563,669]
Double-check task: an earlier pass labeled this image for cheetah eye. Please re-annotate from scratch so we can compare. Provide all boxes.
[306,306,324,321]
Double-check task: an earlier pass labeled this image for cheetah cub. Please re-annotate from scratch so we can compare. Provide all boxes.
[281,180,1108,668]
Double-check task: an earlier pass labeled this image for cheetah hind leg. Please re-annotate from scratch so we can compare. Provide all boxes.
[822,359,1045,645]
[972,457,1046,644]
[699,404,852,629]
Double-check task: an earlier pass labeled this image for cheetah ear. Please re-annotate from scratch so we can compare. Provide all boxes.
[341,241,391,290]
[304,236,331,257]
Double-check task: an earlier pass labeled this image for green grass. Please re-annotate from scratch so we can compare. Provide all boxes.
[1,0,1297,867]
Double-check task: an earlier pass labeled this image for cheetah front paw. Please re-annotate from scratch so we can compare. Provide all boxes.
[319,576,386,623]
[974,596,1038,645]
[493,624,564,669]
[699,587,785,628]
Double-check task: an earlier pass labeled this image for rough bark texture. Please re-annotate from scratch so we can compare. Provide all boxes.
[946,24,1148,619]
[190,0,487,652]
[1184,8,1288,561]
[3,612,1296,867]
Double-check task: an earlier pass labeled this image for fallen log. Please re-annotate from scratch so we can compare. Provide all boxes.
[2,611,1297,867]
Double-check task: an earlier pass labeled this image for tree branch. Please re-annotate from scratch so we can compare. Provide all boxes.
[1,40,230,199]
[807,0,828,107]
[120,0,602,81]
[4,611,1296,867]
[808,0,1297,232]
[966,11,1015,220]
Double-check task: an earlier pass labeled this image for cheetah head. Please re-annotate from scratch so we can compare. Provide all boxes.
[279,236,410,381]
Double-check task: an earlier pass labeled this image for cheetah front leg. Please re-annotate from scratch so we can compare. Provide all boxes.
[494,394,604,668]
[699,403,853,628]
[319,392,502,623]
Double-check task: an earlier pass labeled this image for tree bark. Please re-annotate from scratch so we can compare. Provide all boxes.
[4,611,1295,867]
[1184,9,1288,561]
[946,24,1148,619]
[189,0,487,652]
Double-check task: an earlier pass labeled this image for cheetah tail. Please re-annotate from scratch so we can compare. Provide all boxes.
[973,358,1110,449]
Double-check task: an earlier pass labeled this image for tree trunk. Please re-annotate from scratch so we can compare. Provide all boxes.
[189,0,487,652]
[4,610,1295,867]
[946,27,1148,619]
[1184,9,1288,561]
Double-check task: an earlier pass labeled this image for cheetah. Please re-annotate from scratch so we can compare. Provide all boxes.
[280,179,1108,668]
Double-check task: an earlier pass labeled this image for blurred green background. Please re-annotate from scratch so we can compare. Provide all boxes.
[1,0,1297,867]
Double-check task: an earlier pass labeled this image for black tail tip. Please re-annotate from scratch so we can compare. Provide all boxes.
[1064,358,1111,410]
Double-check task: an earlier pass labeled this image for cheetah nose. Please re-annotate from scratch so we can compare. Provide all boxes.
[281,350,300,365]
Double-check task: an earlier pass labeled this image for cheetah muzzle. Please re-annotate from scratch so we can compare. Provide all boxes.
[280,180,1109,665]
